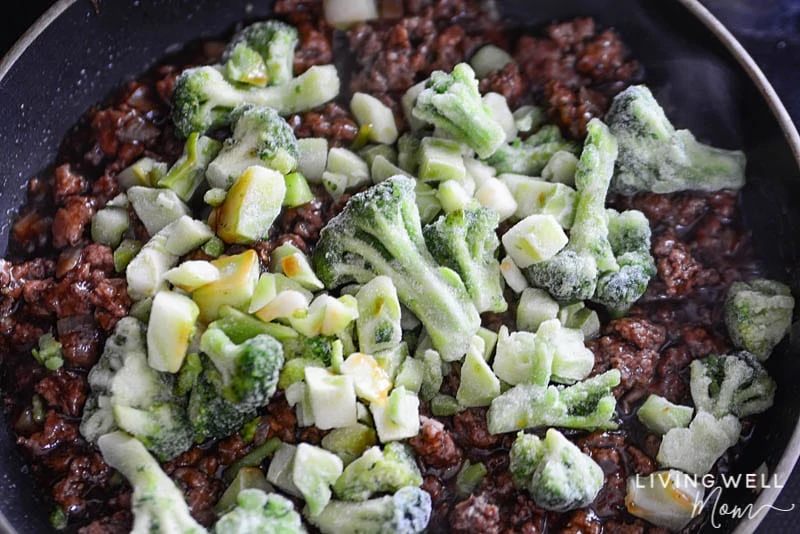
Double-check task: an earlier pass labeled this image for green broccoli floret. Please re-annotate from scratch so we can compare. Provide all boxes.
[509,429,604,512]
[213,489,306,533]
[157,132,222,201]
[312,176,481,362]
[307,486,432,534]
[524,119,618,301]
[224,20,298,87]
[187,356,257,443]
[657,411,741,475]
[334,442,423,501]
[97,431,207,533]
[592,209,656,316]
[171,64,340,137]
[486,125,579,176]
[423,207,507,314]
[31,332,64,371]
[487,369,621,434]
[199,327,284,409]
[80,318,194,460]
[206,104,299,189]
[606,85,746,194]
[724,279,795,360]
[411,63,506,159]
[689,352,776,418]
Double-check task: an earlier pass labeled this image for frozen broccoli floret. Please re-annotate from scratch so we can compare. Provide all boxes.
[423,207,507,313]
[487,370,620,434]
[724,278,795,360]
[486,125,579,176]
[334,442,423,501]
[411,63,506,158]
[525,119,619,301]
[307,486,432,534]
[509,428,604,512]
[199,326,284,410]
[312,176,481,362]
[213,489,306,533]
[689,352,776,418]
[171,64,340,137]
[97,431,206,534]
[606,85,746,194]
[657,411,741,475]
[206,104,298,189]
[187,355,257,443]
[591,209,656,316]
[80,318,193,460]
[224,20,299,87]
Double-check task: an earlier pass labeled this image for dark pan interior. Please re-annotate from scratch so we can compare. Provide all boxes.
[1,0,799,532]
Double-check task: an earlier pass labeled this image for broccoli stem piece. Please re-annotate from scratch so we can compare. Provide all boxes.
[606,85,746,194]
[333,442,423,501]
[307,486,432,534]
[312,176,481,362]
[486,369,621,434]
[157,133,222,201]
[510,429,604,512]
[97,432,207,534]
[423,207,507,313]
[412,63,506,159]
[224,20,299,87]
[524,119,618,301]
[171,65,340,138]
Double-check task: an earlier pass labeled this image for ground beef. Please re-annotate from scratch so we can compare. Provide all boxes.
[653,231,721,297]
[479,62,529,110]
[450,494,502,534]
[409,416,463,468]
[287,103,359,147]
[515,18,641,138]
[452,407,501,450]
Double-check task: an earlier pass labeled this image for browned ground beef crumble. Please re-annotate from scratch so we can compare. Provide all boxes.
[0,0,758,532]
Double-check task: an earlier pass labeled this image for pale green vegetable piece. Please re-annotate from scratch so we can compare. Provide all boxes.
[370,386,420,442]
[147,290,199,373]
[724,279,794,360]
[305,367,358,430]
[517,288,559,333]
[351,92,399,144]
[355,275,403,355]
[457,336,501,407]
[637,394,693,435]
[292,443,344,516]
[625,470,705,531]
[502,214,569,269]
[656,411,741,475]
[297,137,329,183]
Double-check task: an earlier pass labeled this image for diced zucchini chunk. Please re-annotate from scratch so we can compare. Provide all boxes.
[271,243,324,290]
[395,357,424,394]
[476,327,499,361]
[500,256,528,293]
[370,386,420,442]
[437,179,474,214]
[113,239,142,273]
[482,92,516,142]
[164,260,220,292]
[513,105,546,135]
[91,207,130,248]
[492,326,539,386]
[414,181,442,225]
[297,138,329,183]
[192,250,260,323]
[356,275,402,354]
[637,395,693,435]
[542,150,579,186]
[558,301,601,340]
[457,336,501,407]
[340,353,393,404]
[418,137,466,182]
[128,186,190,236]
[350,92,399,144]
[625,470,705,531]
[163,216,214,255]
[215,166,286,245]
[502,214,568,268]
[305,367,358,430]
[397,133,420,174]
[327,148,370,189]
[283,172,315,207]
[474,177,517,221]
[117,157,167,190]
[321,423,378,465]
[517,288,559,332]
[401,81,427,131]
[266,443,301,497]
[147,290,199,373]
[370,154,411,183]
[322,171,349,199]
[469,44,513,78]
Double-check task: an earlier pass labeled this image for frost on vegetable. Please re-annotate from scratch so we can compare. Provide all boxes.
[689,352,776,418]
[606,85,746,194]
[657,411,741,475]
[724,278,795,360]
[509,429,604,512]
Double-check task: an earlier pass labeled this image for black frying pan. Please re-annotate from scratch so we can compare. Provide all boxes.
[1,1,799,532]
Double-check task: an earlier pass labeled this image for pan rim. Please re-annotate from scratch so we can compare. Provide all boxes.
[0,1,798,533]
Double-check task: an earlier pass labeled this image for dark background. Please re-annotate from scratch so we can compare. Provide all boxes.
[1,0,799,531]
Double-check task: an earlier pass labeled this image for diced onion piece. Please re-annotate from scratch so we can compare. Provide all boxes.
[324,0,379,29]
